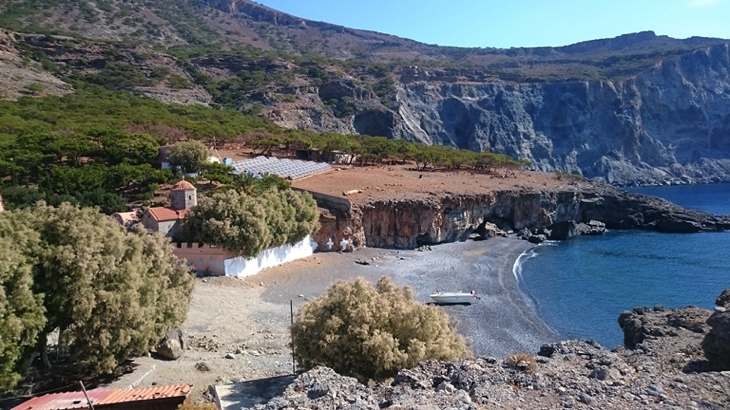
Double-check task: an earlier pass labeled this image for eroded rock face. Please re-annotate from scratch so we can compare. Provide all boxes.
[352,183,730,249]
[391,45,730,186]
[702,289,730,370]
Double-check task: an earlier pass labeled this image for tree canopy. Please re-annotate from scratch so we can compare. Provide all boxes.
[0,203,194,390]
[291,276,471,382]
[167,140,210,174]
[182,187,319,256]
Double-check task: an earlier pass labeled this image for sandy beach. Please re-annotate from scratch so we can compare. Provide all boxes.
[107,236,557,400]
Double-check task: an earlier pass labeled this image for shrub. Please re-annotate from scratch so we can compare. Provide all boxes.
[291,276,471,382]
[505,353,538,373]
[177,404,217,410]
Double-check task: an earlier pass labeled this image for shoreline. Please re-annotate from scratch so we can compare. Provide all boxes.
[258,235,558,356]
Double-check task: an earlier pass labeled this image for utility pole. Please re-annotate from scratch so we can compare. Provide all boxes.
[79,381,95,410]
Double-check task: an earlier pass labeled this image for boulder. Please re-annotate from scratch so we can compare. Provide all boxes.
[576,220,607,236]
[649,218,701,233]
[549,220,578,240]
[702,289,730,370]
[474,222,505,239]
[156,328,185,360]
[619,305,711,349]
[528,234,547,244]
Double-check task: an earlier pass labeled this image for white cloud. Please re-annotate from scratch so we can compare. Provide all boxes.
[687,0,720,7]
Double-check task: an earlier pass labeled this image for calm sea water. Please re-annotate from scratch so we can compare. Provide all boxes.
[516,183,730,348]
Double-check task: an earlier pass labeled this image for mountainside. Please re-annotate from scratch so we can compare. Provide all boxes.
[1,0,730,184]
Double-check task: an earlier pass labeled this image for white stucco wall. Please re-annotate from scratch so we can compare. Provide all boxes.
[223,235,318,277]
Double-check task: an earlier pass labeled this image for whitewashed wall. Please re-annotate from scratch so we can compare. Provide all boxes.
[223,235,318,277]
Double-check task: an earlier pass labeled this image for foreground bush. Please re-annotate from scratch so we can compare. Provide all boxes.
[291,276,471,382]
[0,203,194,390]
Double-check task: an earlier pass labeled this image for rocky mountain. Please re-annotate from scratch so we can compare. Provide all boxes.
[2,0,730,185]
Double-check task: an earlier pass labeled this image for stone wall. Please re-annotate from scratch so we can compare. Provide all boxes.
[172,243,233,276]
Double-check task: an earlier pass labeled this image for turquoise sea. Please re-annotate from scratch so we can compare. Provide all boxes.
[516,183,730,348]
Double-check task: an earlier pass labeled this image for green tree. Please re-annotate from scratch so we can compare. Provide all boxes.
[182,188,319,256]
[91,129,159,166]
[200,162,234,186]
[167,140,210,174]
[291,276,471,382]
[0,203,194,382]
[0,230,45,390]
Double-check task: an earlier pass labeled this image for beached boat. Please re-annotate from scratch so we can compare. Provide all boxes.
[429,291,480,304]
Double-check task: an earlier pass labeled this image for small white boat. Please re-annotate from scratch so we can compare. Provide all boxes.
[429,291,480,305]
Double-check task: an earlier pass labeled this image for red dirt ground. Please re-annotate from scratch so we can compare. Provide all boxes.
[215,148,573,205]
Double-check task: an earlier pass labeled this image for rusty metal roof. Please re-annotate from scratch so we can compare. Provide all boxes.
[11,384,192,410]
[99,384,191,404]
[11,389,114,410]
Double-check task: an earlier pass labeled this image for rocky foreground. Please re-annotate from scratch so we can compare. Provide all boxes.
[241,291,730,409]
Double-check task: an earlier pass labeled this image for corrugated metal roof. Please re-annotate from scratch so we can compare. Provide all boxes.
[99,384,191,404]
[11,389,114,410]
[11,384,192,410]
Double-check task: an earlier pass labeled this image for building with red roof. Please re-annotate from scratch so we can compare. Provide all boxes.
[11,384,192,410]
[141,180,197,238]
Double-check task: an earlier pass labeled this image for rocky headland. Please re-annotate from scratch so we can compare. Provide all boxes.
[294,169,730,251]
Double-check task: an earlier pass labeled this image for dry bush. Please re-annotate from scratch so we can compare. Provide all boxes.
[177,403,218,410]
[505,353,538,373]
[291,276,471,382]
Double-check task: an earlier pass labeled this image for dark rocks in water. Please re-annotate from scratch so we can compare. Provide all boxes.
[576,220,607,236]
[549,220,578,240]
[549,220,606,240]
[702,289,730,370]
[646,218,701,233]
[528,234,547,244]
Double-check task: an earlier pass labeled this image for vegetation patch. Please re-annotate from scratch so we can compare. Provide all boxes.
[291,276,471,382]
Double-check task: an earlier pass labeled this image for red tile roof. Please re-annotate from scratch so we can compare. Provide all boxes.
[147,207,189,222]
[11,384,192,410]
[171,180,196,191]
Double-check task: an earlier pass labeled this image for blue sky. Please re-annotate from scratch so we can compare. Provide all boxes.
[256,0,730,48]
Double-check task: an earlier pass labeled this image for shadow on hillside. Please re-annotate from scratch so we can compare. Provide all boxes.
[216,375,295,408]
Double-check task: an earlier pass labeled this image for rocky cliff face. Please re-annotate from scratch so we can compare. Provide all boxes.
[354,181,730,249]
[383,45,730,185]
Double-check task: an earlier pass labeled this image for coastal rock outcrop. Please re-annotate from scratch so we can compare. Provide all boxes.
[355,182,730,249]
[250,338,729,410]
[702,289,730,370]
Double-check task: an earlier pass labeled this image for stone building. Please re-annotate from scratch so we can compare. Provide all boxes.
[142,180,197,238]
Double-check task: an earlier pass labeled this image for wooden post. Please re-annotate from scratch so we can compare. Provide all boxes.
[79,381,95,410]
[290,300,296,375]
